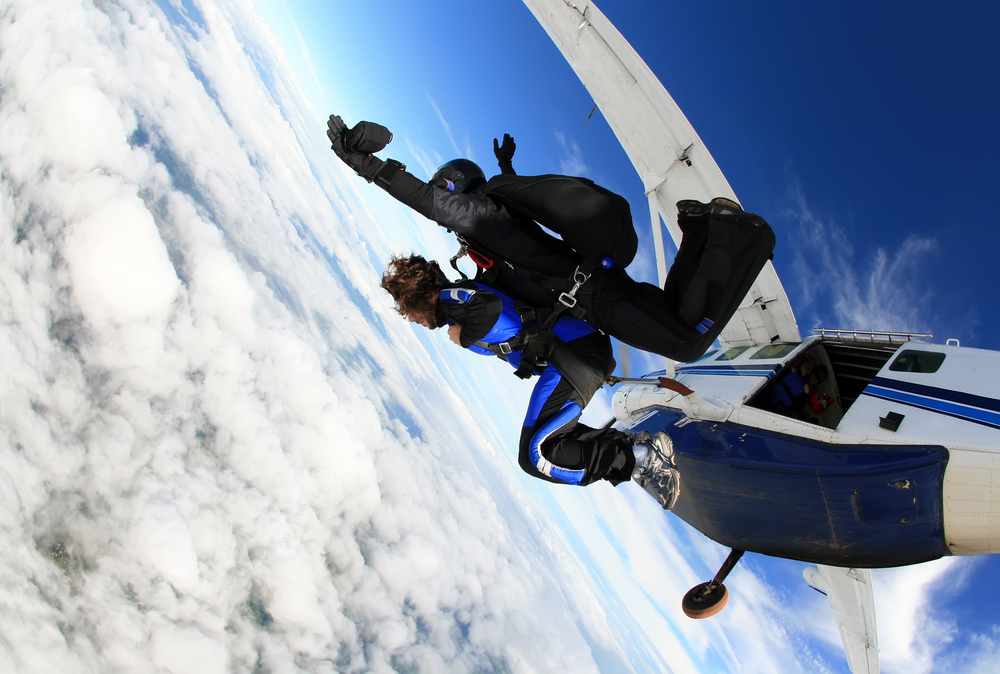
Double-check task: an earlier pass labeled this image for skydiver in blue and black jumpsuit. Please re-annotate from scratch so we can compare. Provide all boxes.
[382,253,681,506]
[437,280,635,486]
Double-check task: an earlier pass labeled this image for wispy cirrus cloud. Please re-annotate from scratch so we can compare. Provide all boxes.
[874,557,987,674]
[401,134,444,180]
[938,624,1000,674]
[426,93,471,160]
[555,130,587,176]
[783,182,937,337]
[281,1,324,97]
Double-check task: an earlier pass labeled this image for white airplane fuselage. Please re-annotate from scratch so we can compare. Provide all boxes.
[612,336,1000,566]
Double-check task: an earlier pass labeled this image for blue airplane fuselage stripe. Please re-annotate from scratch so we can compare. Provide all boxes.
[863,386,1000,431]
[676,364,781,377]
[870,376,1000,414]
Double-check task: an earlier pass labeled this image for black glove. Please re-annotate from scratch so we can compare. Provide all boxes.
[327,114,348,144]
[327,115,385,183]
[345,121,393,154]
[493,133,516,174]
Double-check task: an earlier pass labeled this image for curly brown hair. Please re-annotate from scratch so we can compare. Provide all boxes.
[380,254,450,316]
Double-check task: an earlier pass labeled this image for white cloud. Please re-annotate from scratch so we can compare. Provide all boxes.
[873,557,990,674]
[64,187,182,329]
[281,0,324,97]
[556,130,588,176]
[427,93,471,160]
[784,183,937,336]
[402,134,444,180]
[941,624,1000,674]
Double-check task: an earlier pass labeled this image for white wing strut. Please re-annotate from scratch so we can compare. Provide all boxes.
[521,0,801,348]
[804,566,881,674]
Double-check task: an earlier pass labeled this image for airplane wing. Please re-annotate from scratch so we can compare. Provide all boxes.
[804,565,881,674]
[521,0,801,348]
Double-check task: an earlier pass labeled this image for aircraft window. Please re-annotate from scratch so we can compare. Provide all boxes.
[889,350,946,373]
[716,347,750,361]
[692,349,719,363]
[750,344,798,360]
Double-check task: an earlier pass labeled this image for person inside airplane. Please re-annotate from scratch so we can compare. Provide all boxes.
[807,390,835,415]
[771,356,829,419]
[328,114,775,363]
[380,253,682,509]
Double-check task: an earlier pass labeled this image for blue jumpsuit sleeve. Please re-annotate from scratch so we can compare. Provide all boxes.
[438,285,503,348]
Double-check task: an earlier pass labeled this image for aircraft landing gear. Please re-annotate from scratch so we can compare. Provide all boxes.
[682,548,745,619]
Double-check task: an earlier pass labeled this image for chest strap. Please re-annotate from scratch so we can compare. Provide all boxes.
[451,237,594,312]
[472,305,560,380]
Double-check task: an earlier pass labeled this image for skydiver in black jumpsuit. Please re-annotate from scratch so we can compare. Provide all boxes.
[328,114,774,363]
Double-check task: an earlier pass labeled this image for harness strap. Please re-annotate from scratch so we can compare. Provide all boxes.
[473,335,522,357]
[514,306,551,379]
[450,239,593,299]
[471,305,556,379]
[374,159,406,190]
[449,240,470,280]
[448,242,595,380]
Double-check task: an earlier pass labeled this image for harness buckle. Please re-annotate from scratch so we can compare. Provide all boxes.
[558,292,578,308]
[499,342,513,355]
[557,266,591,308]
[449,240,469,280]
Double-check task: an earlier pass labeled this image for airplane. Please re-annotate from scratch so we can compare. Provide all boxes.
[520,1,1000,672]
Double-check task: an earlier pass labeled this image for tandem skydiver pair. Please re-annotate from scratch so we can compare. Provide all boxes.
[327,113,775,509]
[327,114,775,363]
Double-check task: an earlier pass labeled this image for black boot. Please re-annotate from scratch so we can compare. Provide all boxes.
[676,197,744,218]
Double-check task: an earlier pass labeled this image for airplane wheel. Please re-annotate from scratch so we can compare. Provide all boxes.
[682,581,729,619]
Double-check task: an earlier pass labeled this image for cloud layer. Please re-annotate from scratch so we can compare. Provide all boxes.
[0,0,630,670]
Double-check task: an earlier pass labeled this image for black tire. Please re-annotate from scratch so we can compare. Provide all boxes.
[681,581,729,619]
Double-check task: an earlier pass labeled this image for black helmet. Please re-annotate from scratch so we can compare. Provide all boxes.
[431,159,486,193]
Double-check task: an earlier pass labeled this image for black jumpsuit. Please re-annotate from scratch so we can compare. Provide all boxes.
[382,168,771,362]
